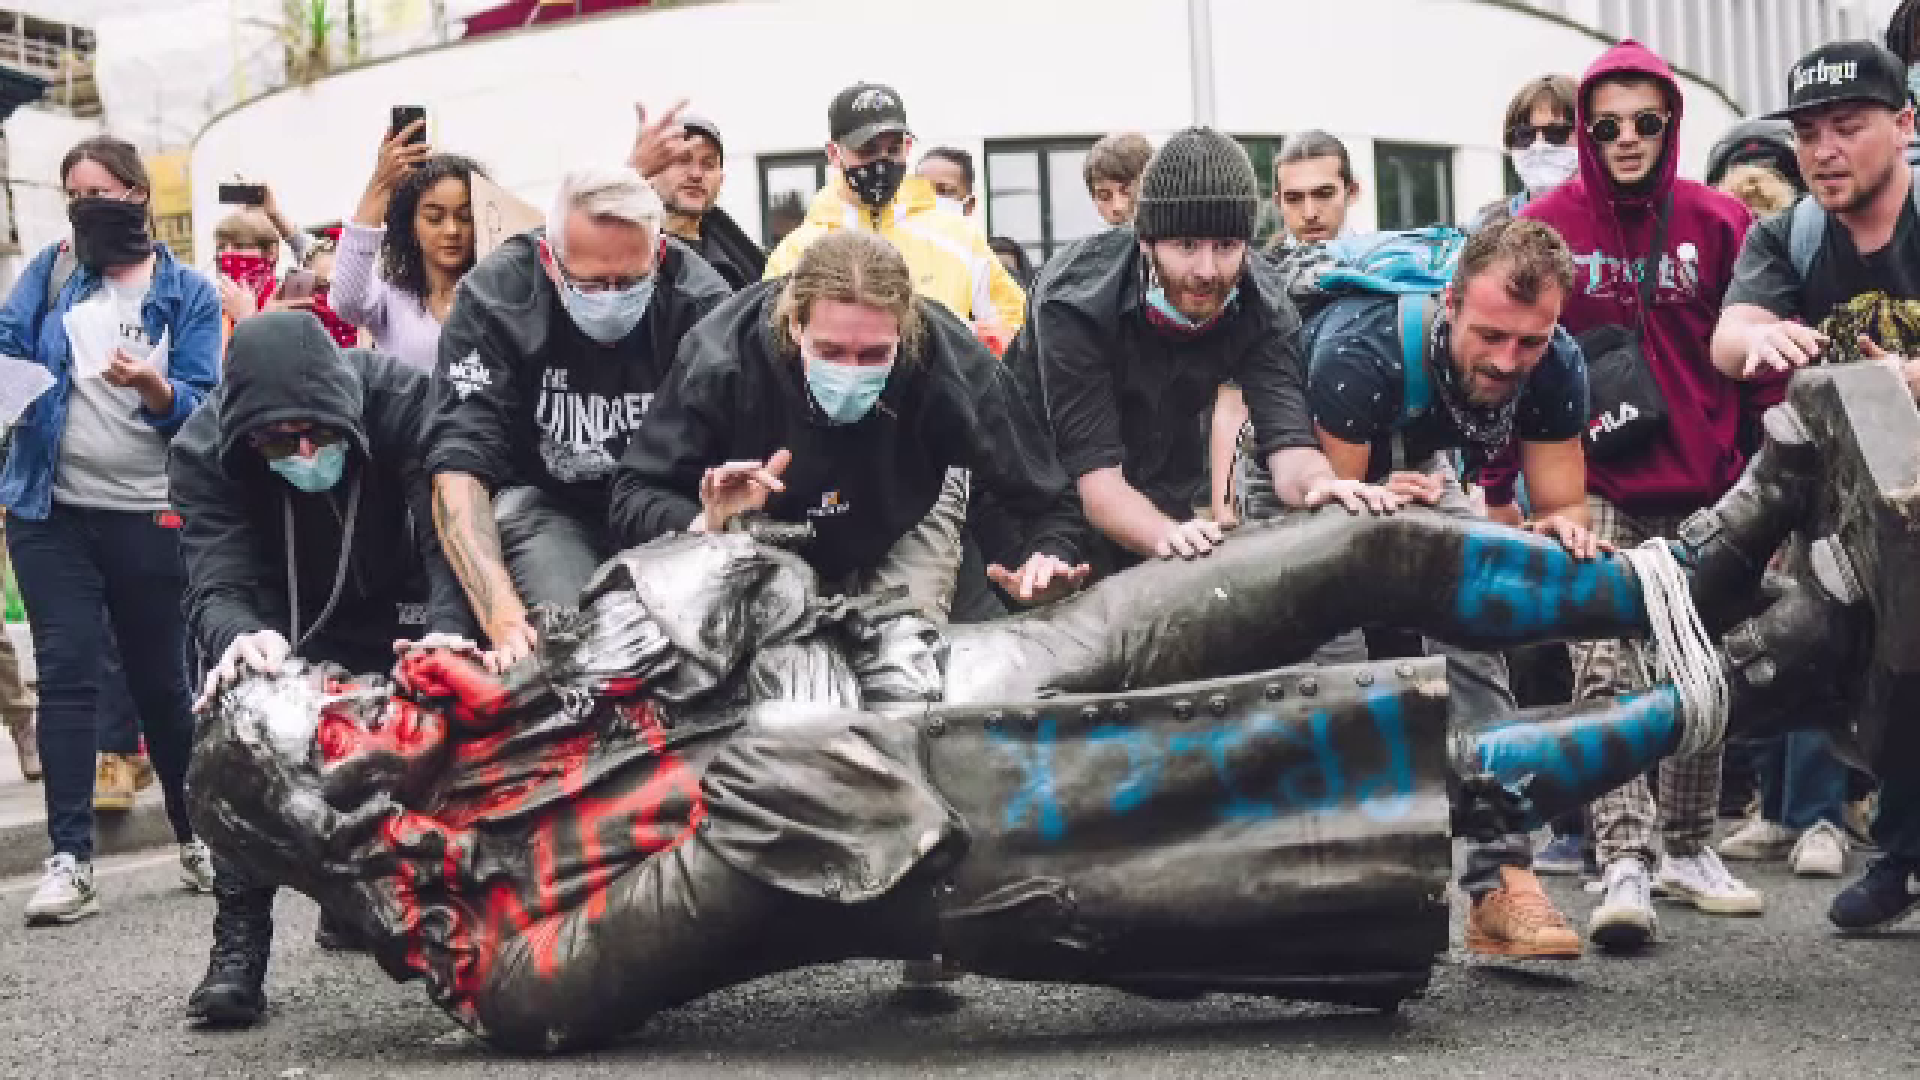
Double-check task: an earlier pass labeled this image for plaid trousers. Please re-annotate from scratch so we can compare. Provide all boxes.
[1576,495,1724,865]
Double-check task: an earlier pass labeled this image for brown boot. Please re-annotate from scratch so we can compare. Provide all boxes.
[94,754,134,811]
[127,753,154,792]
[1466,865,1582,958]
[3,711,37,781]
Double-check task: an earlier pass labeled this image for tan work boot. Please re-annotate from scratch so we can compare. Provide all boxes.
[3,711,37,781]
[1466,865,1582,958]
[127,754,154,791]
[93,754,134,811]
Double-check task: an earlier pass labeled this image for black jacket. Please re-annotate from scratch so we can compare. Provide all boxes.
[693,206,767,292]
[610,281,1086,583]
[169,312,475,670]
[426,230,732,515]
[1018,227,1317,521]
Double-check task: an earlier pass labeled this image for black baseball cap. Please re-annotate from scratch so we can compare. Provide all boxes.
[681,113,724,162]
[829,82,911,150]
[1768,40,1911,120]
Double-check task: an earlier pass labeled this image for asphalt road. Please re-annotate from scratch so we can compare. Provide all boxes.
[0,846,1914,1080]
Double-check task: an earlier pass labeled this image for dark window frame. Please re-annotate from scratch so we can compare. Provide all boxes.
[982,136,1098,265]
[1374,141,1456,231]
[756,151,829,249]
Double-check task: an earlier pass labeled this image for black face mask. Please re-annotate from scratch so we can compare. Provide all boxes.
[67,196,153,270]
[843,157,907,208]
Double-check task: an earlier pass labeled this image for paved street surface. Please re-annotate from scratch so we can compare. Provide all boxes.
[0,846,1913,1079]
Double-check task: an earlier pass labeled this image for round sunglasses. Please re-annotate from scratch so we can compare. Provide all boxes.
[1589,110,1669,145]
[249,426,346,461]
[1506,122,1575,150]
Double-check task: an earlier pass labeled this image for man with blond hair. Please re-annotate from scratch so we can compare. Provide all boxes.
[429,166,730,671]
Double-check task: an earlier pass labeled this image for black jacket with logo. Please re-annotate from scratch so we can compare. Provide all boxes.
[426,230,732,516]
[609,281,1085,584]
[169,313,476,670]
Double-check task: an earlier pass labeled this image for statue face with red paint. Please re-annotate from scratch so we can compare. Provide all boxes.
[316,688,452,809]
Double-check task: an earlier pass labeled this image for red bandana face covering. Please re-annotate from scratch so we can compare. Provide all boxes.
[218,251,278,311]
[309,289,360,349]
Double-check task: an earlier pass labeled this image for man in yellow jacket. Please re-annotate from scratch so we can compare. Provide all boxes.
[765,82,1026,335]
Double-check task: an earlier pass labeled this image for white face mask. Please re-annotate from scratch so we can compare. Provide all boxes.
[934,195,966,217]
[1512,142,1578,196]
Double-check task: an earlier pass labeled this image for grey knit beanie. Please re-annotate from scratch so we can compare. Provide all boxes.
[1132,127,1260,242]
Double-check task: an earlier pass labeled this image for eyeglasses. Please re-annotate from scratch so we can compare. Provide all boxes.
[548,247,651,295]
[1588,110,1669,145]
[249,426,345,460]
[1506,123,1575,149]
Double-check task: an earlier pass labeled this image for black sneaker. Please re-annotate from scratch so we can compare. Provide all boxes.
[187,917,270,1027]
[1828,857,1920,932]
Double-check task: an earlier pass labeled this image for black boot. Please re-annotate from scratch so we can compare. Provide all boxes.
[187,887,272,1027]
[1674,404,1820,632]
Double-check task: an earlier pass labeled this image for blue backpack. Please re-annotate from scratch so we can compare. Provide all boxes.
[1303,226,1469,425]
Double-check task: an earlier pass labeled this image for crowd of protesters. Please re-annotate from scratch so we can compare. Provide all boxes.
[1,11,1918,1037]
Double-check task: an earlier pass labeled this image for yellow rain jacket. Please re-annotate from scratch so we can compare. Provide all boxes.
[765,174,1026,332]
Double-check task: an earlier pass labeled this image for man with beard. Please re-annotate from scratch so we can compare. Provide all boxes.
[632,107,765,292]
[428,166,729,673]
[1299,216,1596,958]
[1521,38,1777,952]
[1027,127,1389,572]
[1712,40,1920,932]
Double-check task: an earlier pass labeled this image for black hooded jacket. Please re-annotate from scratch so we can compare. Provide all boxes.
[426,230,732,515]
[609,281,1086,583]
[693,206,767,292]
[169,313,476,670]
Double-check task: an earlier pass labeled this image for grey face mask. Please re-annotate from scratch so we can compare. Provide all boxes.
[553,252,657,344]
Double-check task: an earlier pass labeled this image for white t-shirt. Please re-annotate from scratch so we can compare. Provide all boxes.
[54,268,171,511]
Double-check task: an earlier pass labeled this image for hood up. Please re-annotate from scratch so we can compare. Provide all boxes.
[1575,39,1684,213]
[217,311,369,480]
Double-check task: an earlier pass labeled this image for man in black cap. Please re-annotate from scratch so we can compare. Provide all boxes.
[1712,39,1920,934]
[1021,126,1394,572]
[764,81,1025,334]
[631,105,765,292]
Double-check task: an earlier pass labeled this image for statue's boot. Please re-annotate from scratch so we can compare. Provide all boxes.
[1671,403,1820,632]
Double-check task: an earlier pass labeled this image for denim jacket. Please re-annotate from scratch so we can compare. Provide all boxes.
[0,241,221,520]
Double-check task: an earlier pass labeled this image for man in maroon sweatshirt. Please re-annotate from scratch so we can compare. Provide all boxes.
[1514,39,1786,953]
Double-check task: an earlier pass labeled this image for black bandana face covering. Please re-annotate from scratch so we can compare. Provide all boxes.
[68,196,153,270]
[1431,312,1521,454]
[843,157,907,208]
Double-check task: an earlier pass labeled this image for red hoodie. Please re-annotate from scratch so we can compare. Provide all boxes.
[1515,40,1782,517]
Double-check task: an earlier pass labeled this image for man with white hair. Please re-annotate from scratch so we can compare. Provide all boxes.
[429,165,730,671]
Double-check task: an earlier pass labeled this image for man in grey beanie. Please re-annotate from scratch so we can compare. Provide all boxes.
[1014,127,1397,572]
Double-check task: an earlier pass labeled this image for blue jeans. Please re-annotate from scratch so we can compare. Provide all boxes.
[1872,768,1920,868]
[1757,731,1848,831]
[6,504,195,859]
[96,629,141,756]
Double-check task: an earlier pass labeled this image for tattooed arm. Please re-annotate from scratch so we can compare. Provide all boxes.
[433,471,538,672]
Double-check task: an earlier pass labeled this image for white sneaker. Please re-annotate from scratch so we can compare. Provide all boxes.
[1656,848,1765,915]
[1790,820,1849,878]
[24,854,99,926]
[1588,856,1657,952]
[1718,817,1799,861]
[179,840,215,894]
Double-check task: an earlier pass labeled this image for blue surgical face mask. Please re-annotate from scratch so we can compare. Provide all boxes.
[1145,283,1238,329]
[269,441,347,493]
[554,253,656,344]
[802,344,895,425]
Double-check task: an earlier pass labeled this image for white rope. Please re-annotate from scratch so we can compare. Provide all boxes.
[1621,539,1729,756]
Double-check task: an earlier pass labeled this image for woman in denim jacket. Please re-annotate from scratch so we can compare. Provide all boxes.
[0,137,220,925]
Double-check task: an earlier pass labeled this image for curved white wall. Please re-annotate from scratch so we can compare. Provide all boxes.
[190,0,1743,260]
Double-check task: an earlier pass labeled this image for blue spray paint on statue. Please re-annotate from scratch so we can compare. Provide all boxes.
[1470,684,1682,830]
[1454,529,1645,642]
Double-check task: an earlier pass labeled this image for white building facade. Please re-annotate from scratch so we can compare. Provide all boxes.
[184,0,1878,268]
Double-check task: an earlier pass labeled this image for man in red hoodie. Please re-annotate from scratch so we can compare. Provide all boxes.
[1515,39,1780,953]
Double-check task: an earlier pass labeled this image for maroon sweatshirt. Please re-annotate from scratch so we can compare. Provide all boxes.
[1498,40,1783,517]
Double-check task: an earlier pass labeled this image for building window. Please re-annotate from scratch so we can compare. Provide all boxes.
[1375,142,1454,230]
[1238,135,1285,249]
[757,152,827,250]
[984,138,1101,267]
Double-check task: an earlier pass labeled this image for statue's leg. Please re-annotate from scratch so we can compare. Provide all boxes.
[921,660,1454,1010]
[945,511,1653,703]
